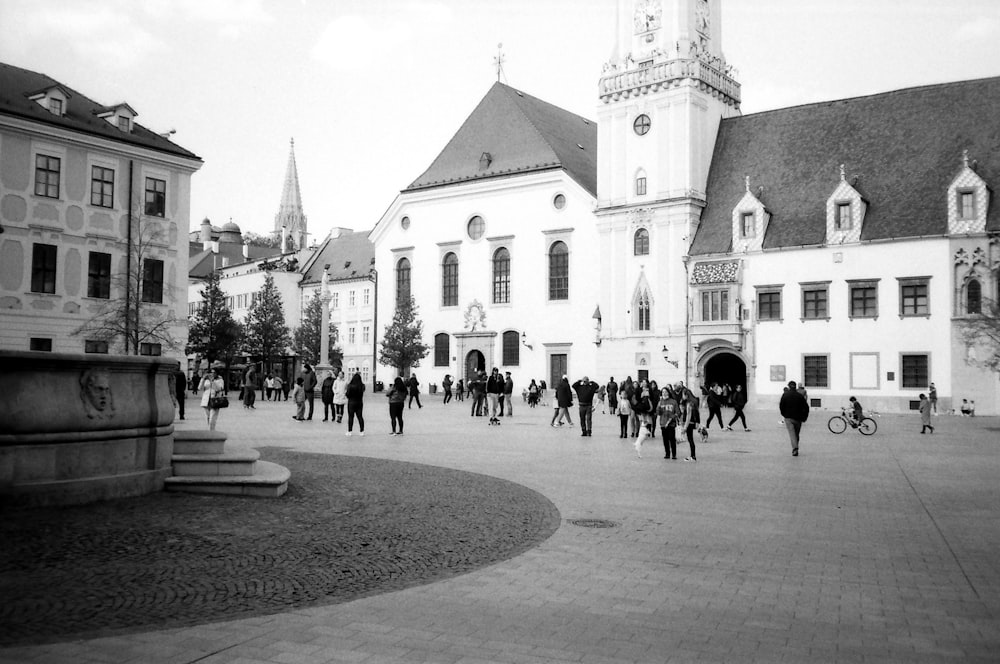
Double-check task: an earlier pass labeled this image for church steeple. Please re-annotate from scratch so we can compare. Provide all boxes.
[274,138,308,250]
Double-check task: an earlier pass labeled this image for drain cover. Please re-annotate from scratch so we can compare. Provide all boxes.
[569,519,618,528]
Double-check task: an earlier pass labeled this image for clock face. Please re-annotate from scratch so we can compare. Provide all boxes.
[633,0,661,34]
[696,0,710,34]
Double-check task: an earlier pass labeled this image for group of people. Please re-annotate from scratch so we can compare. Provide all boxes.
[456,369,515,424]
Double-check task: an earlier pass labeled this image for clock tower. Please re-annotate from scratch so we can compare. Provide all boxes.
[594,0,740,383]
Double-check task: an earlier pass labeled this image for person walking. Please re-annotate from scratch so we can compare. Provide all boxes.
[658,387,679,460]
[345,372,366,436]
[407,374,422,409]
[300,363,317,420]
[291,377,306,421]
[928,383,938,415]
[606,377,619,415]
[726,384,750,431]
[387,376,406,435]
[572,376,599,436]
[174,363,187,421]
[199,367,226,431]
[919,393,935,434]
[442,374,453,404]
[486,367,503,425]
[705,383,724,430]
[332,370,347,423]
[503,371,514,417]
[779,380,809,456]
[264,373,273,401]
[320,370,335,421]
[551,375,575,427]
[682,389,700,462]
[455,377,464,402]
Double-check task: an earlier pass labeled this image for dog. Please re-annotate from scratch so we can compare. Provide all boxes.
[698,426,709,444]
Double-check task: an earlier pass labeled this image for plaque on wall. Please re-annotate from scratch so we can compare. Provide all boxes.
[770,365,786,382]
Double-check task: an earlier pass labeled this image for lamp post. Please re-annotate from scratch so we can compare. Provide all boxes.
[370,266,378,392]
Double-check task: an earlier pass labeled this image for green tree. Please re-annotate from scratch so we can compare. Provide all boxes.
[292,291,342,367]
[243,273,291,385]
[186,271,243,366]
[379,295,429,374]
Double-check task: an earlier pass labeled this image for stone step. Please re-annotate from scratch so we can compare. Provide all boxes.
[173,430,227,455]
[171,448,261,476]
[164,460,290,497]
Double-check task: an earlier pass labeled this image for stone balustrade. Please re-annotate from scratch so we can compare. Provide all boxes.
[599,57,741,105]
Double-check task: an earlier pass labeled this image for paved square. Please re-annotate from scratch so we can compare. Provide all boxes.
[3,394,999,663]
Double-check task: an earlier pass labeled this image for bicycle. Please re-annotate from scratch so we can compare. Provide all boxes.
[828,407,878,435]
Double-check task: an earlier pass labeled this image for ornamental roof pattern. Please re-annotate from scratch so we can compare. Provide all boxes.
[691,260,740,284]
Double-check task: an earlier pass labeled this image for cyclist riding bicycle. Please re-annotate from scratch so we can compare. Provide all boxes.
[847,396,863,427]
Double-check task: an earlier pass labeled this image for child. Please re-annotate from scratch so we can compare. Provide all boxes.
[658,390,679,460]
[291,377,306,421]
[617,393,631,439]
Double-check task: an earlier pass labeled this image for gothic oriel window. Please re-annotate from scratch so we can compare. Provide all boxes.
[967,279,982,314]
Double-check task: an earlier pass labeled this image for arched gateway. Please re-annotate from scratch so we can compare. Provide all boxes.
[465,350,485,382]
[698,347,749,398]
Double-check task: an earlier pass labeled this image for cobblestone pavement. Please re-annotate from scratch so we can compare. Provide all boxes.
[0,452,560,646]
[2,394,1000,663]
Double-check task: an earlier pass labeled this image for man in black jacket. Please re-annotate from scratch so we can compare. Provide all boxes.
[301,363,317,420]
[779,381,810,456]
[572,376,599,436]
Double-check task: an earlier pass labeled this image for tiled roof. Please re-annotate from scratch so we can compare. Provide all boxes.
[188,243,282,280]
[406,82,597,196]
[691,76,1000,255]
[300,231,375,286]
[691,260,740,284]
[0,62,200,161]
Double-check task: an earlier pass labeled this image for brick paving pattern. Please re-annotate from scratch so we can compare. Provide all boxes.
[1,395,999,663]
[0,453,560,646]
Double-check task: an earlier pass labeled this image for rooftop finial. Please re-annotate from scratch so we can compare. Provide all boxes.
[840,164,846,181]
[290,137,295,148]
[744,175,750,192]
[962,149,969,168]
[493,43,506,82]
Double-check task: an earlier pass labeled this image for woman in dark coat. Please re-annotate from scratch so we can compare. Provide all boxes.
[345,372,366,436]
[550,376,575,427]
[320,371,335,421]
[406,374,422,409]
[387,376,406,435]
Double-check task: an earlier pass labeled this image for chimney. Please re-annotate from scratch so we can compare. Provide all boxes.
[200,217,212,247]
[243,241,249,260]
[281,225,289,253]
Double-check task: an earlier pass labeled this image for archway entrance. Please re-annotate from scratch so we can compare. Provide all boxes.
[703,352,748,396]
[465,350,485,382]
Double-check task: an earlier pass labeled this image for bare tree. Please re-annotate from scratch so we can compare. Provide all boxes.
[960,297,1000,373]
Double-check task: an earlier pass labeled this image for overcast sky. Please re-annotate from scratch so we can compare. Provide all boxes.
[2,0,998,241]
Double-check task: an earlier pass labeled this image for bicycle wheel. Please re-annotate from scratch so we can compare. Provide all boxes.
[828,416,847,434]
[859,418,877,435]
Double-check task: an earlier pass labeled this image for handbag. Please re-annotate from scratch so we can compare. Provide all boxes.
[210,395,229,409]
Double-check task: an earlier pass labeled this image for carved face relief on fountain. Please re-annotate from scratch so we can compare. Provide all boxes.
[80,369,115,419]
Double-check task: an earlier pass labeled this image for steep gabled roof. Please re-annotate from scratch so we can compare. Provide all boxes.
[300,230,375,286]
[691,76,1000,255]
[406,82,597,196]
[0,62,200,161]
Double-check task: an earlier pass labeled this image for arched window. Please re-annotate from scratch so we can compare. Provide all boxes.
[635,291,651,331]
[441,252,458,306]
[548,241,569,300]
[493,247,510,304]
[502,330,520,366]
[634,228,649,256]
[434,333,450,366]
[395,257,410,304]
[967,279,982,315]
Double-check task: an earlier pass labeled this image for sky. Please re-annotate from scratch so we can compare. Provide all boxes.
[2,0,999,242]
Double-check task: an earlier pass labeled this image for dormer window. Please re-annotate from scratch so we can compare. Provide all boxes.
[479,152,492,170]
[96,102,137,133]
[959,190,975,220]
[835,202,852,230]
[28,85,70,117]
[740,212,755,238]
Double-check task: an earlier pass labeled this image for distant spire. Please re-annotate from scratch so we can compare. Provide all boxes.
[274,138,308,249]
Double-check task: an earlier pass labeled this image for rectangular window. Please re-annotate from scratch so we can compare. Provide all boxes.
[364,288,370,305]
[349,327,356,344]
[85,339,109,354]
[900,278,930,316]
[849,280,879,318]
[363,326,370,344]
[117,116,130,132]
[835,202,852,230]
[442,257,459,307]
[349,290,355,306]
[34,155,61,198]
[90,166,115,207]
[503,330,520,366]
[635,177,647,196]
[331,292,339,309]
[959,191,975,220]
[87,252,112,299]
[757,290,781,321]
[31,243,57,294]
[493,251,511,304]
[139,342,162,356]
[548,247,569,301]
[144,177,166,216]
[741,212,755,238]
[700,289,729,321]
[30,338,53,352]
[49,98,62,115]
[901,354,929,388]
[434,333,450,367]
[803,355,829,388]
[802,286,828,319]
[141,259,164,303]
